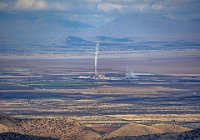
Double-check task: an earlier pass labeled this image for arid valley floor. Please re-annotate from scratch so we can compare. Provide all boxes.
[0,49,200,139]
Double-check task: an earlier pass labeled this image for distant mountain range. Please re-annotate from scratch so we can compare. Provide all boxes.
[65,36,133,47]
[64,36,200,51]
[96,36,133,42]
[65,36,95,46]
[77,15,200,41]
[1,12,200,45]
[0,35,199,56]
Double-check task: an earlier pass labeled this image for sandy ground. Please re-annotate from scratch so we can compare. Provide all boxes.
[0,50,200,74]
[0,85,184,95]
[105,114,200,122]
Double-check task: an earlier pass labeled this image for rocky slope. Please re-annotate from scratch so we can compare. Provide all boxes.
[0,115,101,140]
[0,115,199,140]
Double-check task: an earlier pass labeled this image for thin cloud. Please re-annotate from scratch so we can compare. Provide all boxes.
[97,3,127,12]
[15,0,48,10]
[0,0,199,23]
[0,0,198,12]
[0,0,68,11]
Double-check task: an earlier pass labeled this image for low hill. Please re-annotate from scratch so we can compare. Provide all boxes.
[11,118,101,140]
[105,123,191,139]
[0,114,18,126]
[0,115,101,140]
[0,114,198,140]
[151,123,191,133]
[0,123,9,133]
[106,128,200,140]
[105,123,161,138]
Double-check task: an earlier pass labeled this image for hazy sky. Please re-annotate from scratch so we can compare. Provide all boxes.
[0,0,200,41]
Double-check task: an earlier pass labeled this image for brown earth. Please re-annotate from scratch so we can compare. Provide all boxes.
[105,123,161,138]
[91,126,120,134]
[0,115,197,140]
[0,85,184,95]
[0,116,101,140]
[0,124,9,133]
[105,123,191,139]
[0,49,200,74]
[106,128,200,140]
[151,123,191,133]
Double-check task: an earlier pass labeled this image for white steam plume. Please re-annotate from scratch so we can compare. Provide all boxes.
[95,41,99,78]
